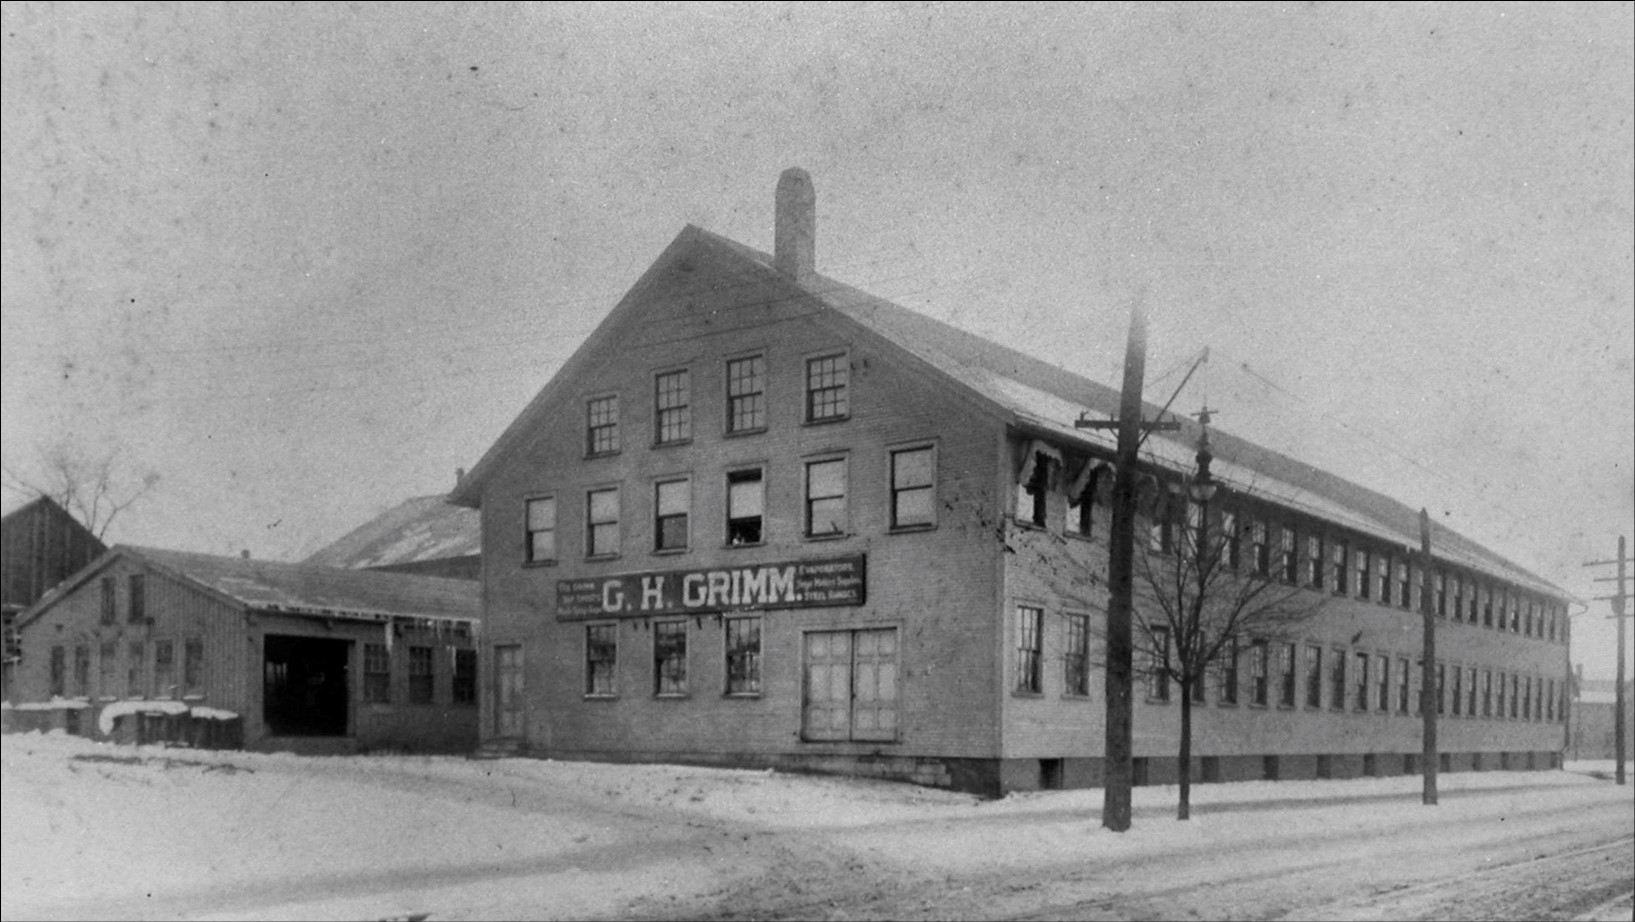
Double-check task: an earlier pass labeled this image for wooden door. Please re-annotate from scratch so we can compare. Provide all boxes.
[494,644,524,738]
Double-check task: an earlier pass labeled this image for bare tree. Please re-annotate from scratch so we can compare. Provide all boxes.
[2,440,159,540]
[1130,442,1327,820]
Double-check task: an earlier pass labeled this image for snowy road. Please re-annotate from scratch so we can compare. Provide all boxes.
[3,733,1631,921]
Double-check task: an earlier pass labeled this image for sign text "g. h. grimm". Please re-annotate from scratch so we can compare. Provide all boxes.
[556,555,865,619]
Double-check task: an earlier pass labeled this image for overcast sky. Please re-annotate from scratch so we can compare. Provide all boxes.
[3,2,1631,677]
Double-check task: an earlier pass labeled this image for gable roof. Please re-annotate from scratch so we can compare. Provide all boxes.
[453,223,1566,600]
[304,495,481,571]
[21,545,479,628]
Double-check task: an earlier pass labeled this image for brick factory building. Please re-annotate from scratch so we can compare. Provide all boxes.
[451,169,1572,795]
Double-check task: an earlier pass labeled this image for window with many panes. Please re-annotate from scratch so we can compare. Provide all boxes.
[1306,535,1324,589]
[654,621,687,695]
[1249,639,1269,706]
[1375,654,1390,711]
[525,496,556,563]
[654,479,690,551]
[1279,642,1297,707]
[453,649,477,704]
[1397,656,1411,713]
[586,394,619,455]
[1279,527,1298,583]
[1466,665,1477,717]
[1399,562,1413,610]
[1509,673,1519,718]
[1065,613,1090,697]
[1376,553,1391,605]
[409,646,435,704]
[1250,521,1270,576]
[1331,540,1348,594]
[1354,652,1370,711]
[726,355,766,433]
[1305,644,1323,708]
[1482,669,1492,717]
[1452,575,1465,620]
[726,468,764,545]
[153,640,175,698]
[1452,663,1464,716]
[1497,670,1508,718]
[586,624,617,696]
[1355,548,1371,600]
[100,577,116,625]
[654,370,691,444]
[1435,572,1447,617]
[129,573,146,622]
[725,616,761,695]
[805,353,848,422]
[364,643,391,703]
[1148,626,1171,701]
[1016,605,1043,694]
[1221,511,1241,570]
[587,487,620,557]
[1217,637,1240,704]
[805,457,847,537]
[1330,647,1347,709]
[890,446,935,529]
[1437,661,1448,715]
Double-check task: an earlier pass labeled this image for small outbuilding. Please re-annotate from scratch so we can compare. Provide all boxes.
[9,545,480,753]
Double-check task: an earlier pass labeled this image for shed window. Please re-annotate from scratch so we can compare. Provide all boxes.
[50,646,65,697]
[364,643,391,704]
[127,641,146,699]
[452,649,477,705]
[153,640,175,699]
[184,638,205,697]
[73,645,91,698]
[408,646,435,704]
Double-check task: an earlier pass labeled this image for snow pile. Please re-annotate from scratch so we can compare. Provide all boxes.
[95,699,189,735]
[3,697,90,711]
[188,706,239,721]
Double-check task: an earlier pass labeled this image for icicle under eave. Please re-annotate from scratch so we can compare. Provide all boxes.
[383,619,394,653]
[1069,459,1113,502]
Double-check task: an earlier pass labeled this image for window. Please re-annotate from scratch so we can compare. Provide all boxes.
[1353,651,1369,711]
[1452,663,1464,716]
[1436,661,1447,716]
[1305,644,1323,708]
[99,640,117,698]
[127,641,146,698]
[73,644,91,697]
[1065,613,1090,698]
[1016,605,1043,694]
[1508,592,1520,633]
[1509,673,1519,718]
[725,616,761,695]
[1465,665,1476,718]
[802,628,897,741]
[1217,637,1239,705]
[1150,497,1178,555]
[453,649,477,705]
[654,621,687,695]
[525,496,556,563]
[1249,521,1270,576]
[586,624,617,696]
[100,577,116,625]
[1376,553,1391,605]
[1397,656,1411,714]
[1416,659,1427,715]
[1451,575,1465,621]
[153,640,175,698]
[1482,583,1494,628]
[1482,669,1492,717]
[805,458,847,537]
[805,353,849,422]
[1375,654,1390,711]
[654,369,691,444]
[408,646,435,704]
[1306,535,1324,589]
[654,479,690,551]
[726,468,764,545]
[364,643,391,703]
[1191,666,1207,704]
[1330,647,1347,710]
[1496,670,1508,719]
[1522,675,1532,720]
[586,394,619,455]
[587,487,620,557]
[890,446,936,529]
[1525,599,1536,637]
[1435,572,1447,617]
[1330,539,1348,594]
[1547,678,1556,721]
[129,574,146,622]
[1279,642,1297,707]
[1280,527,1298,584]
[183,638,205,697]
[1398,561,1411,610]
[1355,548,1371,600]
[1249,640,1269,706]
[1148,626,1171,701]
[1017,451,1049,528]
[1221,511,1241,570]
[726,355,766,433]
[49,646,65,697]
[1067,466,1105,537]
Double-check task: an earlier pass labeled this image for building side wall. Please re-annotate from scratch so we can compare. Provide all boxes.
[479,252,1006,766]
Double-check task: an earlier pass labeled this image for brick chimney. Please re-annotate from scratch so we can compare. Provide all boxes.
[774,167,815,281]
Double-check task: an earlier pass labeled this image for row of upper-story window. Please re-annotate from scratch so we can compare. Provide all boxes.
[581,351,850,456]
[522,442,936,563]
[1013,446,1569,646]
[1010,604,1567,724]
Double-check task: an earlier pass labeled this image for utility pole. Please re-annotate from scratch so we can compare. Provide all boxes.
[1076,293,1178,832]
[1418,509,1437,805]
[1584,536,1631,785]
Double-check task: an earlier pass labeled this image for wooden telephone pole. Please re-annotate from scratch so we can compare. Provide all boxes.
[1584,536,1630,785]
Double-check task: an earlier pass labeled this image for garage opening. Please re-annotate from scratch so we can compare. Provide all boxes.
[263,635,350,736]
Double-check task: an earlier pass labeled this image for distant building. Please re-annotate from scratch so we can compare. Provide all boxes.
[1569,674,1634,762]
[9,546,479,753]
[306,494,481,581]
[451,169,1573,795]
[2,496,107,701]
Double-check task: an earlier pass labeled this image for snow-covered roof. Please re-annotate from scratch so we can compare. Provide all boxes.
[304,495,480,571]
[20,546,479,628]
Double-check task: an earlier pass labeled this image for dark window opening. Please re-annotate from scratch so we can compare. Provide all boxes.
[263,635,349,736]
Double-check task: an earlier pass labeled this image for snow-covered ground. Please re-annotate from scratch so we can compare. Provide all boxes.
[2,731,1630,921]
